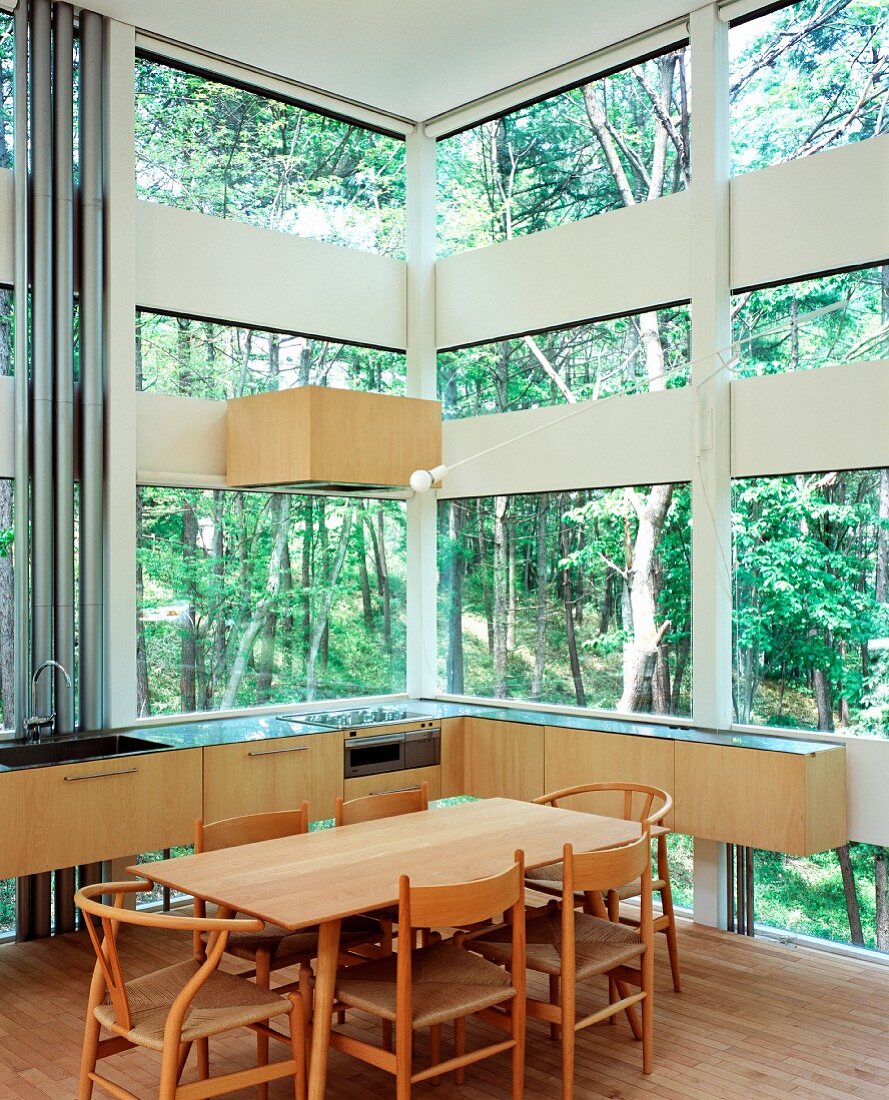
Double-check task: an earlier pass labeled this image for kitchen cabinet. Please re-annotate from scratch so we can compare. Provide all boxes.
[543,726,675,827]
[0,747,201,879]
[203,732,344,825]
[463,718,545,802]
[673,740,846,856]
[343,764,442,802]
[440,717,464,797]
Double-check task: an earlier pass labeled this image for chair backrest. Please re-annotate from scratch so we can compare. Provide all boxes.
[564,833,651,895]
[334,782,429,827]
[195,803,309,854]
[534,781,672,826]
[74,880,264,1034]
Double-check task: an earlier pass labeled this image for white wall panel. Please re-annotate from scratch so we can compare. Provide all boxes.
[135,201,407,350]
[0,375,12,476]
[0,168,12,286]
[731,135,889,291]
[439,387,693,499]
[136,391,227,483]
[435,191,691,350]
[732,360,889,477]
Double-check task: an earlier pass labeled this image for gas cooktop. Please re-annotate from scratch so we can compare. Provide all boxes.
[279,705,429,729]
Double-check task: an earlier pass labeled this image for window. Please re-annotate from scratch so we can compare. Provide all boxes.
[0,877,12,940]
[733,264,889,377]
[136,310,405,400]
[438,484,691,716]
[1,297,13,736]
[134,57,406,256]
[754,843,888,954]
[0,13,12,168]
[437,44,690,257]
[733,468,889,737]
[137,488,406,717]
[730,1,889,174]
[439,305,690,419]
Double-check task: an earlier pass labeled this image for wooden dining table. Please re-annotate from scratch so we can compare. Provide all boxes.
[133,796,642,1100]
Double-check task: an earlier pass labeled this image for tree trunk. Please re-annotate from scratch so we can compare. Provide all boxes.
[180,505,198,713]
[492,496,509,698]
[814,668,834,732]
[531,494,549,701]
[559,497,586,707]
[376,506,392,654]
[356,504,374,628]
[836,844,864,946]
[305,506,354,700]
[135,494,151,717]
[477,501,494,657]
[876,849,889,952]
[876,467,889,604]
[446,502,465,694]
[301,498,313,650]
[506,521,516,651]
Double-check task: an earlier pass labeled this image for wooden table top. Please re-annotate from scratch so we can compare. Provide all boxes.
[131,798,642,930]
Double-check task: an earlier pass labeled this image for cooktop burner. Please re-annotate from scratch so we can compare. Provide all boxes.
[279,705,428,729]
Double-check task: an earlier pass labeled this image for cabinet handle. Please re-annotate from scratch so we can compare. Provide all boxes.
[64,767,139,782]
[370,784,421,796]
[248,745,309,757]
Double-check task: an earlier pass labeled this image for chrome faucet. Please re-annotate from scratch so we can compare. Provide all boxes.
[25,660,73,742]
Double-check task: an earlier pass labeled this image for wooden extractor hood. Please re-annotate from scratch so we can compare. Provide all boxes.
[226,386,442,492]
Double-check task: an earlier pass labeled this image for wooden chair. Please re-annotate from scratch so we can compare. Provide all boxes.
[194,806,384,1091]
[74,879,306,1100]
[527,782,681,991]
[328,853,527,1099]
[471,834,654,1098]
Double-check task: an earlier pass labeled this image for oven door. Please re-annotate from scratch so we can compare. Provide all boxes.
[344,732,405,779]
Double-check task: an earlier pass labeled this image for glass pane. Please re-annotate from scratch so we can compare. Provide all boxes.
[1,300,13,735]
[733,469,889,737]
[136,310,405,400]
[667,833,693,909]
[439,306,690,419]
[0,13,12,169]
[437,46,690,257]
[0,877,13,940]
[754,843,888,954]
[438,485,691,716]
[731,1,889,174]
[138,488,406,716]
[135,57,406,257]
[733,264,889,377]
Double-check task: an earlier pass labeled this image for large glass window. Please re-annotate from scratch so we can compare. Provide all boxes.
[136,311,406,400]
[733,468,889,736]
[138,488,406,717]
[437,44,690,257]
[135,57,406,256]
[731,1,889,174]
[439,305,690,419]
[438,485,691,715]
[733,263,889,377]
[1,286,13,733]
[0,13,12,167]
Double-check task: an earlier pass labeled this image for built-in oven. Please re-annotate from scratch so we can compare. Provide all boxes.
[344,725,440,779]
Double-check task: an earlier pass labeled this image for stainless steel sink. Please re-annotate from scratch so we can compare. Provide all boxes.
[0,734,170,770]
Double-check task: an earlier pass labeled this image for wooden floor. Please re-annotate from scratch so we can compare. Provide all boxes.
[1,914,888,1099]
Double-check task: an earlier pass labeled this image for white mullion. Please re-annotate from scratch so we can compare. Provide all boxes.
[104,18,138,728]
[689,3,732,928]
[404,126,438,699]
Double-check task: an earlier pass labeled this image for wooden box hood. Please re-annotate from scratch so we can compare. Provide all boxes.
[226,386,442,491]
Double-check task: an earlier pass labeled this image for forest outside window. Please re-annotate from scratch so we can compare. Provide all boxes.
[733,263,889,377]
[436,42,690,257]
[730,0,888,175]
[134,56,406,256]
[137,488,406,717]
[0,12,12,165]
[732,467,889,738]
[438,305,690,419]
[438,484,691,717]
[136,310,406,400]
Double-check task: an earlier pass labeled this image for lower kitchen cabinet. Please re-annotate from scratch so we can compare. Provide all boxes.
[202,731,344,824]
[343,764,442,802]
[0,747,202,879]
[463,718,545,802]
[440,717,465,797]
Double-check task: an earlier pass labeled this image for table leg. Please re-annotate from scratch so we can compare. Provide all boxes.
[308,917,341,1100]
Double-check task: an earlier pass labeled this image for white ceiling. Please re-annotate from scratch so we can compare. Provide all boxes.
[90,0,697,121]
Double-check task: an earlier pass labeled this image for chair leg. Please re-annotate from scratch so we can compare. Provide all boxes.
[382,1019,393,1051]
[158,1038,182,1100]
[289,993,308,1100]
[614,977,643,1041]
[607,890,620,1024]
[454,1017,465,1085]
[660,888,682,992]
[196,1038,209,1080]
[256,950,272,1100]
[395,1031,412,1100]
[430,1024,441,1085]
[299,964,314,1018]
[77,1005,102,1100]
[560,976,575,1100]
[176,1042,192,1083]
[548,975,561,1040]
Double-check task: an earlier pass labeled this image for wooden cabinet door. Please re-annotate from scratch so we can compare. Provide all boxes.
[202,732,344,825]
[343,765,442,803]
[440,717,465,797]
[0,747,202,879]
[463,718,544,801]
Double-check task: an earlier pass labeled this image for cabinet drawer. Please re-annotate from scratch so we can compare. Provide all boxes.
[202,732,344,824]
[343,765,441,803]
[0,747,202,879]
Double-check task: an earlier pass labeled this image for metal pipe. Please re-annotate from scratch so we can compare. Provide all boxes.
[53,2,75,738]
[79,10,104,731]
[30,0,53,722]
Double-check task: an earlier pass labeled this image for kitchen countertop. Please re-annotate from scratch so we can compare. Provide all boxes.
[0,699,844,771]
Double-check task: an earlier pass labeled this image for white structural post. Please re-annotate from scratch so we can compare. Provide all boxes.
[103,19,138,727]
[404,126,439,699]
[689,4,732,927]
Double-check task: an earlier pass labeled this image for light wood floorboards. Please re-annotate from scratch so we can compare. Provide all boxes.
[1,915,888,1098]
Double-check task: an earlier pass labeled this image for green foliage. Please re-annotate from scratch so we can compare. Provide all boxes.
[135,57,405,256]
